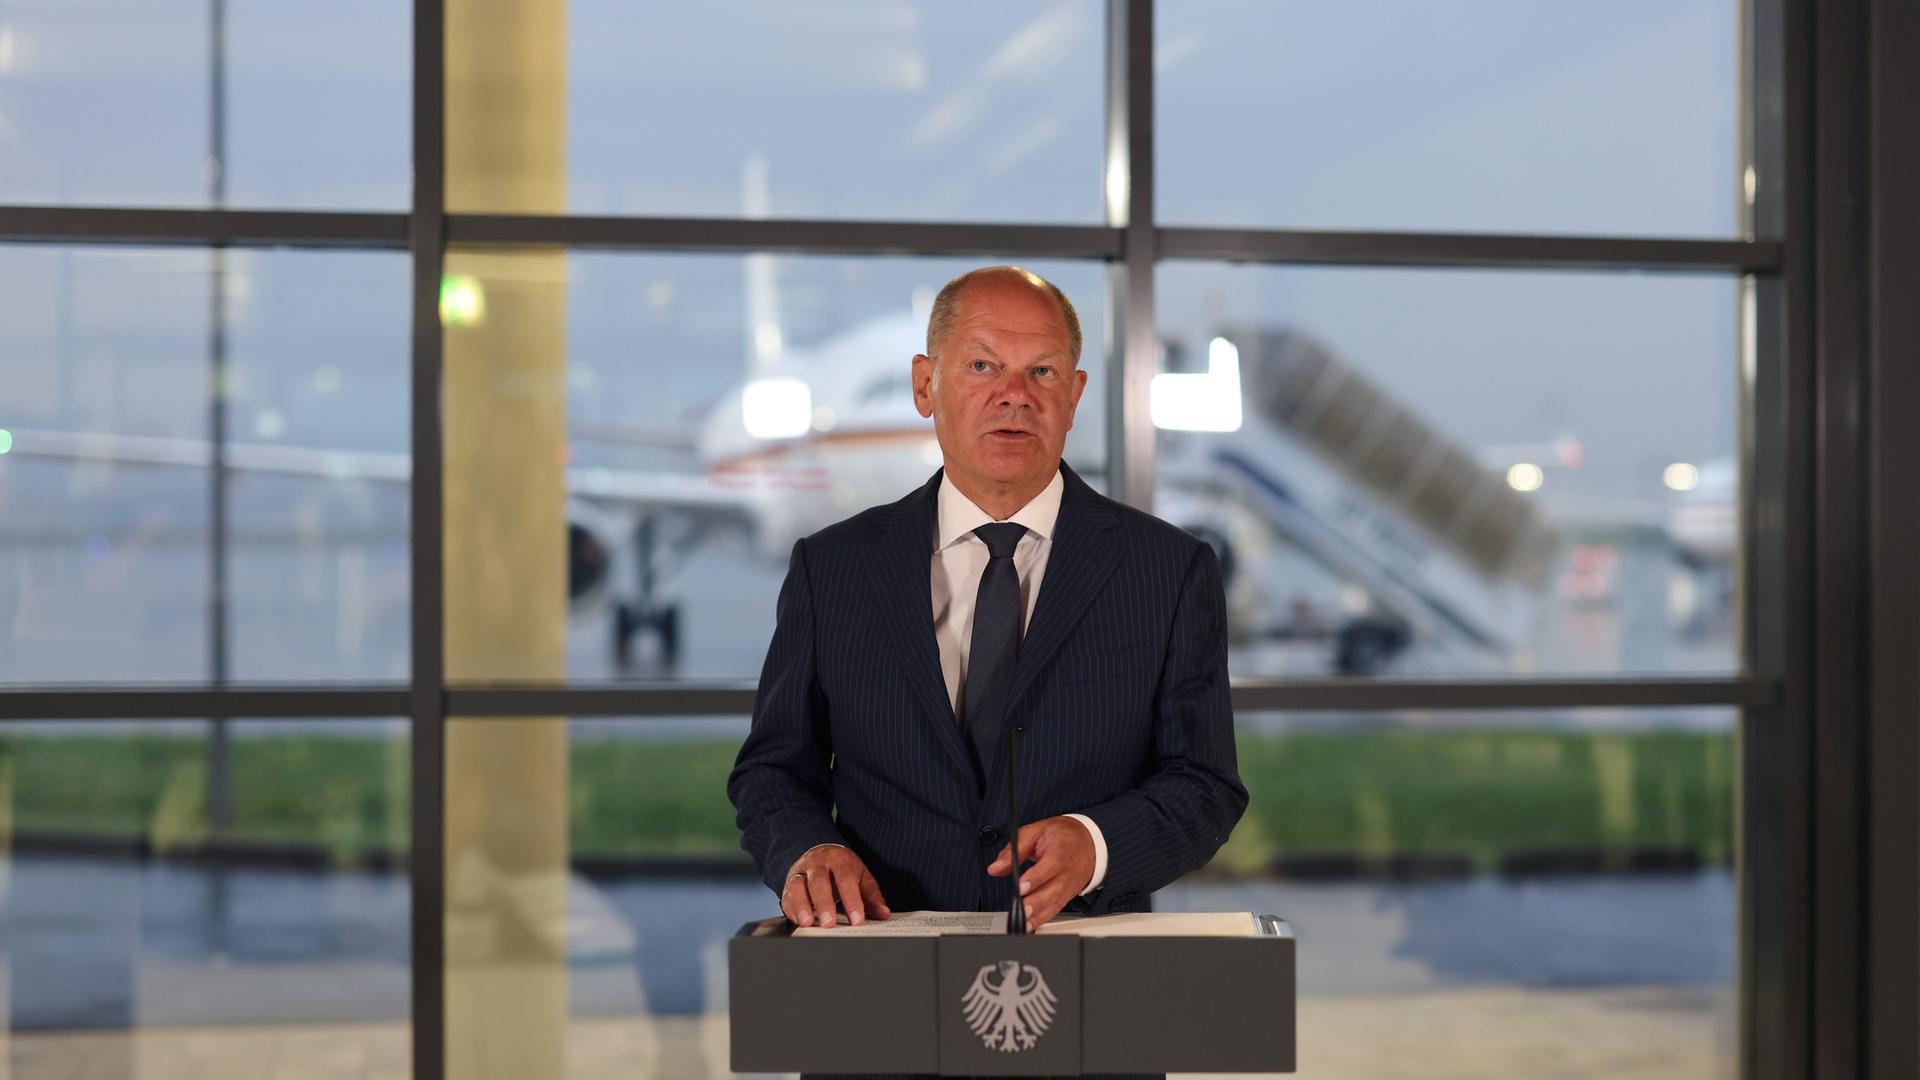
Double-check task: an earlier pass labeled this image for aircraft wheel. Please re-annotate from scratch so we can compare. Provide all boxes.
[1335,618,1407,676]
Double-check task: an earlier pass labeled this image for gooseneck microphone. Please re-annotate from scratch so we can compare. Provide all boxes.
[1006,724,1027,935]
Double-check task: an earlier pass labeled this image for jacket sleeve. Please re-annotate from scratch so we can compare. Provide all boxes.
[727,537,846,896]
[1077,541,1248,904]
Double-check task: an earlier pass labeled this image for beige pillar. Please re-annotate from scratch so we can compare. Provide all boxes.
[443,2,570,1077]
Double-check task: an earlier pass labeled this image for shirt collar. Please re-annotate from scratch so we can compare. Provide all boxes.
[936,468,1065,551]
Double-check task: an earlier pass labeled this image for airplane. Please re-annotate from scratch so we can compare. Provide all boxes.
[2,301,1584,679]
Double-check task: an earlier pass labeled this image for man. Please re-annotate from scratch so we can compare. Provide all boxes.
[728,265,1247,937]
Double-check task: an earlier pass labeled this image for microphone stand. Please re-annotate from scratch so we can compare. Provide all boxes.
[1006,724,1027,935]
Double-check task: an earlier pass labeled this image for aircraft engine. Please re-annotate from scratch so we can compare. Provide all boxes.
[566,498,621,616]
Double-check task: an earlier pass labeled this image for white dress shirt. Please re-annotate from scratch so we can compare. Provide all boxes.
[929,469,1108,897]
[790,468,1112,899]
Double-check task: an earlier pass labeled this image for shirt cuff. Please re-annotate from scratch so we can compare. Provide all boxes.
[1065,813,1108,897]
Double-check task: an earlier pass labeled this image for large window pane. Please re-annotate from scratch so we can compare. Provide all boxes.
[448,716,753,1078]
[0,247,411,683]
[1155,262,1739,678]
[1157,1,1741,236]
[0,0,409,208]
[440,251,1109,684]
[451,706,1733,1078]
[447,1,1106,220]
[1172,706,1737,1078]
[0,719,411,1076]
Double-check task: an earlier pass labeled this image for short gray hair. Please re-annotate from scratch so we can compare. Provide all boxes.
[925,265,1083,365]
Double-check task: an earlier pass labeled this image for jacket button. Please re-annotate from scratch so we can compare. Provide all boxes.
[978,826,1001,846]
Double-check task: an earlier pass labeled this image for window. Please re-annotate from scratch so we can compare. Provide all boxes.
[0,3,1792,1078]
[439,250,1108,683]
[0,247,411,683]
[1157,0,1741,236]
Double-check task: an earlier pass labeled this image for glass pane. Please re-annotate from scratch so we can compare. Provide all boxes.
[1,718,411,1075]
[1157,0,1741,236]
[0,246,411,683]
[440,250,1110,684]
[447,1,1106,220]
[1171,706,1736,1078]
[452,706,1733,1078]
[1155,261,1739,678]
[448,716,752,1078]
[0,0,409,208]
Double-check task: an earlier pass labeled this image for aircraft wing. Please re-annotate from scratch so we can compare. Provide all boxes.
[0,427,751,516]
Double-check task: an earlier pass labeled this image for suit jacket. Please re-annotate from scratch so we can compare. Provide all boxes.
[728,462,1248,916]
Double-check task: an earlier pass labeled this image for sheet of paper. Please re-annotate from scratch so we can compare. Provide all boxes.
[790,910,1008,937]
[1036,912,1259,938]
[785,910,1263,937]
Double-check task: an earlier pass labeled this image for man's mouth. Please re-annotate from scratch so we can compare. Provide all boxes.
[988,428,1035,440]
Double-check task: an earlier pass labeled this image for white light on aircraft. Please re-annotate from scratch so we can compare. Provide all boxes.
[811,405,837,433]
[1507,463,1545,492]
[742,378,812,439]
[1664,462,1700,492]
[1150,337,1243,432]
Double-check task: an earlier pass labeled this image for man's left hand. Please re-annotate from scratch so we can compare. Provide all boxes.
[985,815,1094,930]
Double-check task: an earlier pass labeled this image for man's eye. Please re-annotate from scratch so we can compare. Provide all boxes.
[1033,366,1054,378]
[969,360,992,373]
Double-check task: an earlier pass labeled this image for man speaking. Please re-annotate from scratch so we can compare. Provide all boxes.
[728,265,1247,936]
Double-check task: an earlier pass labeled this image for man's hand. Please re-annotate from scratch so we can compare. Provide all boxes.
[781,845,891,929]
[986,815,1095,930]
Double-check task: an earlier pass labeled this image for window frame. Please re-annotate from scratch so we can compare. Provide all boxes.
[0,2,1861,1078]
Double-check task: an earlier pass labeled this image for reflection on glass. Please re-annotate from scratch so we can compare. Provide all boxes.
[442,251,1109,684]
[1172,707,1736,1079]
[451,0,1106,220]
[1157,0,1740,236]
[1155,262,1739,678]
[0,719,411,1075]
[0,247,411,683]
[448,717,754,1078]
[0,0,408,207]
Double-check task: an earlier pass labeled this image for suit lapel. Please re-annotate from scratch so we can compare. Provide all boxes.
[1003,464,1121,717]
[867,470,978,779]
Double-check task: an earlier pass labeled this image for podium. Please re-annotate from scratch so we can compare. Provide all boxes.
[729,911,1295,1076]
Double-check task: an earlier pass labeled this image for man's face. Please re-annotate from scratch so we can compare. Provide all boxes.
[912,276,1087,496]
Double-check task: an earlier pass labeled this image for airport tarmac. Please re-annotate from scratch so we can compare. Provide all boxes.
[4,856,1732,1031]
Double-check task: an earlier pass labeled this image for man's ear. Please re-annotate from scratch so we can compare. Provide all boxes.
[911,354,936,419]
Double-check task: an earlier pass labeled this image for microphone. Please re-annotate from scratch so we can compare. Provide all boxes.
[1006,724,1027,935]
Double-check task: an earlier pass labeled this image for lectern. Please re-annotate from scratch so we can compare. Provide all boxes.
[729,911,1295,1076]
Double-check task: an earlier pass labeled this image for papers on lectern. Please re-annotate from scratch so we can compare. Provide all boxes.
[789,910,1261,938]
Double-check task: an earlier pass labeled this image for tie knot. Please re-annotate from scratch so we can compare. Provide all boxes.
[973,522,1027,559]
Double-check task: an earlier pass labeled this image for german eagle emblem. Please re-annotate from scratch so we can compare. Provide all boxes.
[962,960,1058,1052]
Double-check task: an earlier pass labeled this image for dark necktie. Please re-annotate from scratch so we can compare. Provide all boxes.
[962,522,1028,776]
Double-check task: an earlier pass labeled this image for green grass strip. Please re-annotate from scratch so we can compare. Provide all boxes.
[0,728,1735,872]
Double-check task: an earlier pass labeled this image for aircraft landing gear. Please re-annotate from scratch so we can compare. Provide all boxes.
[1334,617,1409,676]
[614,599,680,671]
[613,513,683,673]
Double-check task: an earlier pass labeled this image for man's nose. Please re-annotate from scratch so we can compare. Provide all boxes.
[992,368,1035,407]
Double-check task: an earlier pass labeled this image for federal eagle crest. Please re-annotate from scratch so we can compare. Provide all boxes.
[962,959,1058,1052]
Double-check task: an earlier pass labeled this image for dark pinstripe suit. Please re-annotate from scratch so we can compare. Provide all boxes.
[729,461,1248,919]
